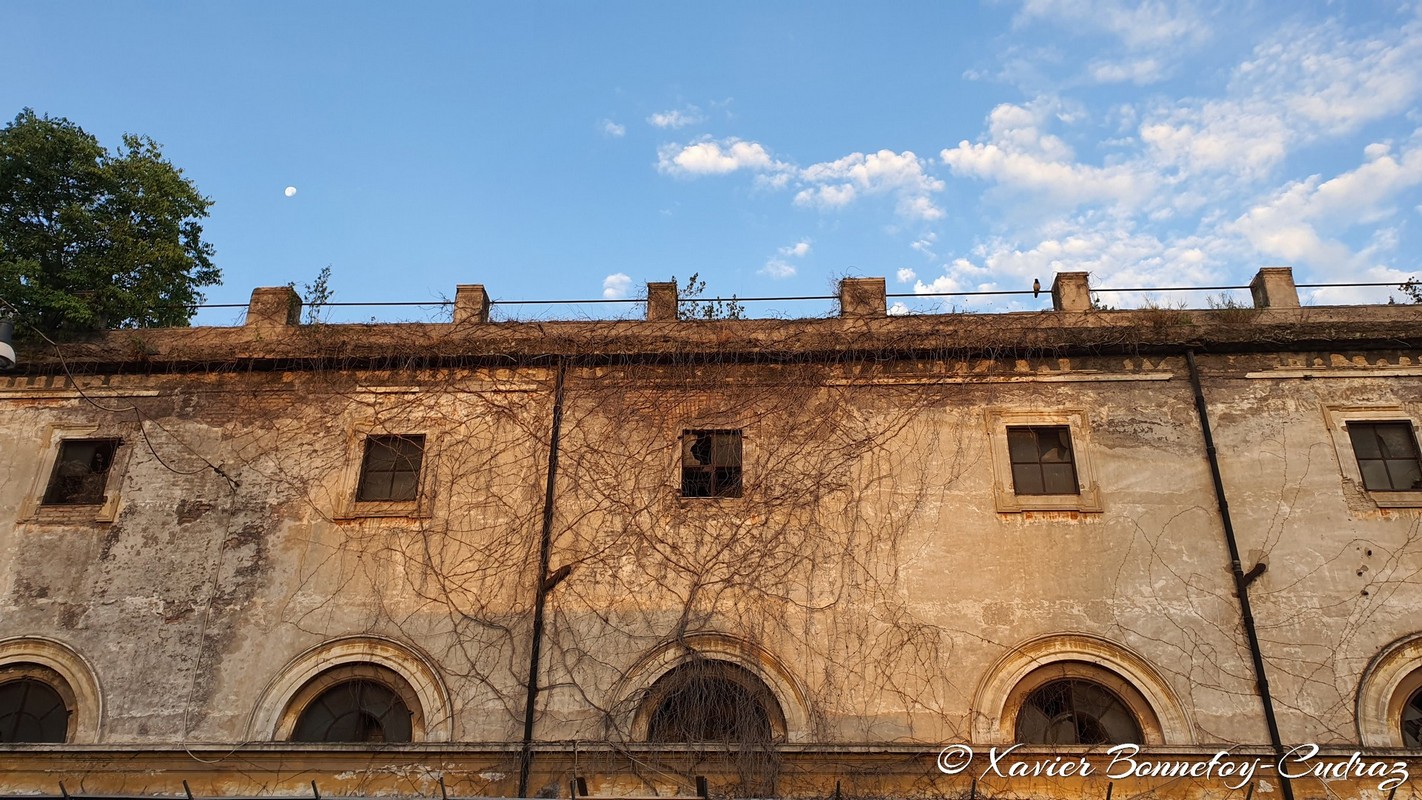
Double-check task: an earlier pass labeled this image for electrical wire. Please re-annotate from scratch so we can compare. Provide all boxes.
[0,297,239,491]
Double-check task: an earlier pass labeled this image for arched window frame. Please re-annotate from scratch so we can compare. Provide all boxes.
[1356,632,1422,747]
[0,637,102,743]
[972,633,1192,745]
[249,636,452,743]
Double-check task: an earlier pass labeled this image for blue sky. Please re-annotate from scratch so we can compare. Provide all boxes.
[4,1,1421,321]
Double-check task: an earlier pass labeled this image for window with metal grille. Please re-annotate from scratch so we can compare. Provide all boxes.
[681,430,742,498]
[42,439,120,505]
[0,676,70,743]
[1015,679,1142,745]
[1006,426,1079,495]
[356,435,425,502]
[291,679,413,743]
[645,661,779,743]
[1347,422,1422,492]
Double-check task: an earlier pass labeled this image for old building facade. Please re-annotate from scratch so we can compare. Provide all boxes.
[1,269,1421,799]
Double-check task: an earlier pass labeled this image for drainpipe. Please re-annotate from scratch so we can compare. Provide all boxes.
[518,357,568,798]
[1186,350,1294,800]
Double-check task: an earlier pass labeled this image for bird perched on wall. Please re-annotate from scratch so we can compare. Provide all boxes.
[1033,278,1041,298]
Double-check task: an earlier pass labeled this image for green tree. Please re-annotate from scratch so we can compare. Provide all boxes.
[1399,277,1421,304]
[0,109,218,337]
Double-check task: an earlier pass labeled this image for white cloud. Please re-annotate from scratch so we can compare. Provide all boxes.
[1015,0,1210,51]
[942,140,1151,207]
[648,106,706,129]
[602,273,633,299]
[1240,20,1422,136]
[760,258,796,279]
[888,301,910,316]
[1139,18,1422,179]
[910,234,938,259]
[657,137,787,176]
[914,274,963,295]
[601,119,626,138]
[943,97,1159,214]
[1139,111,1289,178]
[797,149,945,220]
[896,268,917,284]
[1228,139,1422,272]
[794,184,857,209]
[656,138,943,222]
[985,100,1076,161]
[910,11,1422,308]
[909,219,1233,312]
[760,240,810,279]
[1088,57,1165,85]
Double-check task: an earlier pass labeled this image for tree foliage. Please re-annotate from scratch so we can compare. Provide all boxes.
[0,109,218,337]
[673,272,745,320]
[1400,277,1421,304]
[289,265,334,324]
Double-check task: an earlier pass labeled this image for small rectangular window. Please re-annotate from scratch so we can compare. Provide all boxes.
[1007,426,1079,495]
[682,430,742,498]
[356,435,425,502]
[1347,422,1422,492]
[43,439,120,505]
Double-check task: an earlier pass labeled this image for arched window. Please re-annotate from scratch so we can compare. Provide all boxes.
[1402,684,1422,747]
[1015,678,1143,745]
[0,669,72,743]
[643,660,784,744]
[292,679,411,743]
[285,665,420,744]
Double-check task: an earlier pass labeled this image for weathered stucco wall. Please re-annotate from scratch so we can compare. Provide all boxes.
[2,284,1421,799]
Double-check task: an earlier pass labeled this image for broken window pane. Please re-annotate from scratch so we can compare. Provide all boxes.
[42,439,119,505]
[1006,426,1079,496]
[682,430,742,498]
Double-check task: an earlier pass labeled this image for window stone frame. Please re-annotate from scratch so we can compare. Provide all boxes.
[1324,405,1422,509]
[19,424,131,524]
[333,425,438,520]
[616,633,810,743]
[986,409,1102,513]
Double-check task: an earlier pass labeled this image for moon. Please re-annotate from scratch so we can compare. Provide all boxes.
[284,186,297,197]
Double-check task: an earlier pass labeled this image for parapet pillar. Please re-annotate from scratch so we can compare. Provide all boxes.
[454,284,491,324]
[1250,267,1301,309]
[646,282,678,321]
[246,287,301,328]
[1051,272,1092,312]
[839,277,886,318]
